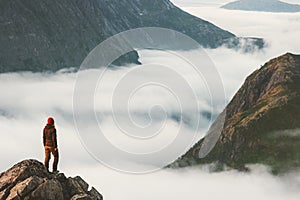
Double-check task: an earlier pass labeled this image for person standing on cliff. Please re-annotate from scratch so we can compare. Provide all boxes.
[43,117,59,173]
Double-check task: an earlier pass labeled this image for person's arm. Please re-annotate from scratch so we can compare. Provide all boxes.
[43,128,46,146]
[52,128,58,148]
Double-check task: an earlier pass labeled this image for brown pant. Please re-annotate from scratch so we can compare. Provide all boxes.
[44,146,59,172]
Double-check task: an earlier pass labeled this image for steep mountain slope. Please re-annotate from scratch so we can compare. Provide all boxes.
[172,53,300,174]
[0,0,263,73]
[222,0,300,12]
[0,159,103,200]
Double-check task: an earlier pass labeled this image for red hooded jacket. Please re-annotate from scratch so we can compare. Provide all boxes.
[43,124,57,148]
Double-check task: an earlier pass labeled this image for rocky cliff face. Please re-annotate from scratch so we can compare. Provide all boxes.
[172,53,300,174]
[0,159,103,200]
[0,0,264,73]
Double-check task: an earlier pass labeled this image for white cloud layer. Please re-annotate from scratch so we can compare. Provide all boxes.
[66,163,300,200]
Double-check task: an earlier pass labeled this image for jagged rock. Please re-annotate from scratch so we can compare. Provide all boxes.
[172,53,300,174]
[67,177,86,197]
[0,160,47,192]
[29,179,64,200]
[71,194,92,200]
[73,177,89,193]
[6,176,43,200]
[54,173,70,199]
[0,159,103,200]
[0,189,9,200]
[88,187,103,200]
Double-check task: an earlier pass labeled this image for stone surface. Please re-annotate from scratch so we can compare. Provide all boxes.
[67,177,86,197]
[6,176,43,200]
[0,160,47,192]
[0,189,9,200]
[88,187,103,200]
[0,159,103,200]
[73,176,89,192]
[71,194,92,200]
[29,179,64,200]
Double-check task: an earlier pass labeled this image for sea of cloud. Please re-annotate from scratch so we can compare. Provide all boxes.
[66,164,300,200]
[1,3,300,200]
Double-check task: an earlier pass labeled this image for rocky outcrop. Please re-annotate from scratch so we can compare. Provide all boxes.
[0,159,103,200]
[172,53,300,174]
[0,0,264,73]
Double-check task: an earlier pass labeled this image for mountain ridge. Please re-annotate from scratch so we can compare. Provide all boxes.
[171,53,300,174]
[0,0,264,73]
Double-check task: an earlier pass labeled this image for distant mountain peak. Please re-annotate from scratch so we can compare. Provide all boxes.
[222,0,300,12]
[0,159,103,200]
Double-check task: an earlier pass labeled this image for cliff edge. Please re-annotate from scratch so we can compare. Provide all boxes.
[0,159,103,200]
